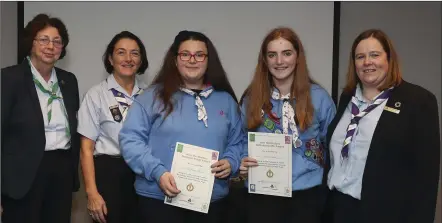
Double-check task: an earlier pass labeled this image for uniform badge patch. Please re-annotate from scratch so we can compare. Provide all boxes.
[304,138,325,167]
[263,118,275,131]
[109,105,122,123]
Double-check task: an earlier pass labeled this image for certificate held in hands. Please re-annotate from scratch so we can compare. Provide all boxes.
[248,132,292,197]
[164,142,219,213]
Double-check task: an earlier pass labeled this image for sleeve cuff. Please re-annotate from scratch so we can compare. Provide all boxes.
[151,165,168,184]
[225,157,239,176]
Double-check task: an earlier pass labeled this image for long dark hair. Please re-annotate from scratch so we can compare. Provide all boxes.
[151,30,237,117]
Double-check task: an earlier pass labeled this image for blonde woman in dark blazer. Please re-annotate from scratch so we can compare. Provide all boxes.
[324,29,440,223]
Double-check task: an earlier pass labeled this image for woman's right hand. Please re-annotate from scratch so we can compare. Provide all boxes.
[239,157,258,175]
[159,172,181,197]
[87,191,107,223]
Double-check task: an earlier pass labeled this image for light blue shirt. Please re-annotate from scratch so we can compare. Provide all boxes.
[327,85,388,199]
[29,59,70,151]
[77,75,147,155]
[241,84,336,191]
[119,85,244,202]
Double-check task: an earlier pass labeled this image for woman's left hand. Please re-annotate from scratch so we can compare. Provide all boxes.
[211,159,231,179]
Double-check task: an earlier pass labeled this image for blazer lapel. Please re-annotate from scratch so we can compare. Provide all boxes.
[365,83,405,153]
[56,70,74,126]
[360,83,405,197]
[23,61,45,127]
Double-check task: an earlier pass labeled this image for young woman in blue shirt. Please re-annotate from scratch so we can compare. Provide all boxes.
[239,27,336,223]
[119,30,243,223]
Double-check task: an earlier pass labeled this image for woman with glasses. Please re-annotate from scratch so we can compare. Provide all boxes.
[119,30,243,223]
[1,14,80,223]
[238,27,336,223]
[77,31,149,223]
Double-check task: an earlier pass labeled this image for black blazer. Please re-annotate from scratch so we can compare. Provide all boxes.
[1,61,80,199]
[324,80,440,223]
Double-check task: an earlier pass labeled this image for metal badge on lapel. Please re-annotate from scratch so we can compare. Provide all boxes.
[109,105,122,122]
[60,79,65,85]
[384,101,402,114]
[384,106,400,114]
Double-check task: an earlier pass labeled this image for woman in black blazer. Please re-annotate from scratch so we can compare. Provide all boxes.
[1,14,80,223]
[324,29,440,223]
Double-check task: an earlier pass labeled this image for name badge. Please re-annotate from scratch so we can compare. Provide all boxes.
[384,106,400,114]
[109,105,122,122]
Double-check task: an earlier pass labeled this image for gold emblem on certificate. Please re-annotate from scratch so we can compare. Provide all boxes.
[186,183,194,192]
[266,169,274,178]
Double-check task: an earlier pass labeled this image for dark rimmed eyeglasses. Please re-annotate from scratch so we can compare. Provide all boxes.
[177,52,207,62]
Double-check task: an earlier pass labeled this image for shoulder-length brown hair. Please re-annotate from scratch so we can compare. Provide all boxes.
[22,13,69,60]
[343,29,402,94]
[151,30,237,118]
[242,27,315,131]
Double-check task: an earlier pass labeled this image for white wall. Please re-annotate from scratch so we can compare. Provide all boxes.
[24,2,335,100]
[23,2,335,222]
[339,2,442,223]
[1,3,18,222]
[1,1,17,68]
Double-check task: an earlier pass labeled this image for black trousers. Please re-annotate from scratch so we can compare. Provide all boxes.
[1,150,73,223]
[225,180,248,223]
[138,195,227,223]
[322,189,360,223]
[93,155,138,223]
[247,185,326,223]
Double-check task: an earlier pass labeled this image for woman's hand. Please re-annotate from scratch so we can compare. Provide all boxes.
[239,157,258,176]
[87,191,107,223]
[159,172,181,197]
[211,159,232,179]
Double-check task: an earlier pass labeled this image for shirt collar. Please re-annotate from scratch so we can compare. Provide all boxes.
[107,74,145,97]
[181,85,214,94]
[271,87,291,100]
[354,84,367,103]
[28,56,57,87]
[355,84,384,104]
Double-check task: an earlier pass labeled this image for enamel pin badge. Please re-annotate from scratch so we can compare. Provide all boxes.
[384,101,401,114]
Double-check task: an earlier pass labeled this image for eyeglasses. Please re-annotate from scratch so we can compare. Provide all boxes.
[34,36,64,48]
[177,52,207,62]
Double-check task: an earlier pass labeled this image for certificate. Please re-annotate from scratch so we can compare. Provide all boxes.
[164,142,219,213]
[248,132,292,197]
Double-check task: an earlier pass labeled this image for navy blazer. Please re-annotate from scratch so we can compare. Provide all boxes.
[1,61,80,199]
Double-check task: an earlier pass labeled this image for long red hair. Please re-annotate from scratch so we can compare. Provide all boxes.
[242,27,315,131]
